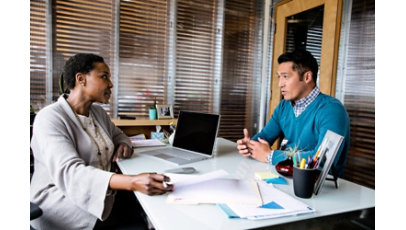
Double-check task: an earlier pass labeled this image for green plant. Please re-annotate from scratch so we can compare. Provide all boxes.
[30,105,36,114]
[284,145,301,158]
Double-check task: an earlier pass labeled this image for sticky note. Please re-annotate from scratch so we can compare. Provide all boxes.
[265,177,287,185]
[254,171,279,180]
[260,201,284,209]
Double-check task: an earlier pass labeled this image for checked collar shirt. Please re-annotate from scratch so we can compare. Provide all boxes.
[291,86,321,117]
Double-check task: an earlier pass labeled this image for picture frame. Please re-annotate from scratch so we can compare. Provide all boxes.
[313,130,344,195]
[156,104,174,119]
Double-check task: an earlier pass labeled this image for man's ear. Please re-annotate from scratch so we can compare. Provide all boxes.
[304,71,313,84]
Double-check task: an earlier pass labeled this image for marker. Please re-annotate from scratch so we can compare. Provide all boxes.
[300,159,306,169]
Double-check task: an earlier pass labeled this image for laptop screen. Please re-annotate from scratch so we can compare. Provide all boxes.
[173,111,220,156]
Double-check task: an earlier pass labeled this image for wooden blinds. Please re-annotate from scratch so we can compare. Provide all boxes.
[219,0,263,141]
[340,0,375,188]
[118,0,169,117]
[54,0,116,112]
[173,0,217,113]
[30,0,267,142]
[30,0,47,109]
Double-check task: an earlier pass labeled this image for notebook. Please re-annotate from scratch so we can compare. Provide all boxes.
[141,111,220,165]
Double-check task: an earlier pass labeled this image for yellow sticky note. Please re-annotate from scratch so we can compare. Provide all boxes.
[254,171,279,180]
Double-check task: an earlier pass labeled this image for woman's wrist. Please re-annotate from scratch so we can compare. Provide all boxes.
[109,174,132,191]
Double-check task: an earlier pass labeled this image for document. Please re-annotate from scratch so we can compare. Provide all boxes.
[166,169,229,187]
[166,170,262,206]
[131,138,166,147]
[219,181,314,220]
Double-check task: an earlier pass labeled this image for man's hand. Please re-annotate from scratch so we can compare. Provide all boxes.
[112,143,133,162]
[237,128,252,157]
[246,137,271,163]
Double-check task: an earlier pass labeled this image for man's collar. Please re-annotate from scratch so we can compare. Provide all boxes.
[291,86,320,106]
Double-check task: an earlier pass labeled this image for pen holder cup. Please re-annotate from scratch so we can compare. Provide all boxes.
[293,167,320,199]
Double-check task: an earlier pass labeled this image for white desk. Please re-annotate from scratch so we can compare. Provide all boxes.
[117,138,375,230]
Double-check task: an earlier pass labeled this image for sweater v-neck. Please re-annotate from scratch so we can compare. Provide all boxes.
[289,94,323,120]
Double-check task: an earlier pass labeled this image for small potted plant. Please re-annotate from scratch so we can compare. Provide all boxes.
[149,97,157,120]
[284,146,300,160]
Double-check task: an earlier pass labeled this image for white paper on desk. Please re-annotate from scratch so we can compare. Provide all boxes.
[129,134,146,140]
[166,169,229,187]
[167,178,261,206]
[224,181,314,220]
[131,139,166,147]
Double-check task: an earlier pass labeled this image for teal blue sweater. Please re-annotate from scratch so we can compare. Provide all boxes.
[253,93,350,176]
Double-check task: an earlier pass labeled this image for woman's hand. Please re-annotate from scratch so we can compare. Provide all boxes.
[128,173,173,195]
[112,143,133,162]
[109,173,173,195]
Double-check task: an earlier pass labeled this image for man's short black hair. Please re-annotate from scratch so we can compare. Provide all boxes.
[277,49,318,83]
[63,53,104,89]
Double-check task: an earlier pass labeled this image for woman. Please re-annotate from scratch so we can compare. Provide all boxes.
[30,53,173,229]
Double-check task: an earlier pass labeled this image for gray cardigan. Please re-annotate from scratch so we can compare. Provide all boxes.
[30,95,132,230]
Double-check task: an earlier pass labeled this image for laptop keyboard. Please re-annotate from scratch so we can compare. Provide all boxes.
[160,148,201,160]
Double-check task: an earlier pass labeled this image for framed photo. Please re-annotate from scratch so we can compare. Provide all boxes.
[313,130,344,195]
[156,104,174,119]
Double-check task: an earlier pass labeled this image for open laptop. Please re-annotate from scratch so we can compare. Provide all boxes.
[141,111,220,165]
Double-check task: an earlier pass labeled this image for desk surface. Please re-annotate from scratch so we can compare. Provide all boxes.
[117,138,375,230]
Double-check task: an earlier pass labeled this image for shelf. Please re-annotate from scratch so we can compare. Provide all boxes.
[112,118,177,126]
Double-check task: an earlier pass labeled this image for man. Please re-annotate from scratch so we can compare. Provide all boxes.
[237,49,350,176]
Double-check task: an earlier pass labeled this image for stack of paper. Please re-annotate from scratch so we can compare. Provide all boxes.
[131,138,166,147]
[166,170,262,206]
[166,170,314,220]
[218,181,314,220]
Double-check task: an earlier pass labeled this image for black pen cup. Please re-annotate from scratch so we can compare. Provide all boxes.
[293,166,320,198]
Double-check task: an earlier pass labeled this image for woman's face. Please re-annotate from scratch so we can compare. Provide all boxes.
[83,62,113,104]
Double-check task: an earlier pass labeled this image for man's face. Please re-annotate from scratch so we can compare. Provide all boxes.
[277,61,309,103]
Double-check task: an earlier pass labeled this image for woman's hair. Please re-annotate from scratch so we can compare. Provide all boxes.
[277,49,318,83]
[63,53,104,89]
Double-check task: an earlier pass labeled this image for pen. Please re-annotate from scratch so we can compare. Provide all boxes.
[297,152,301,164]
[307,157,313,169]
[313,140,325,161]
[313,150,320,162]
